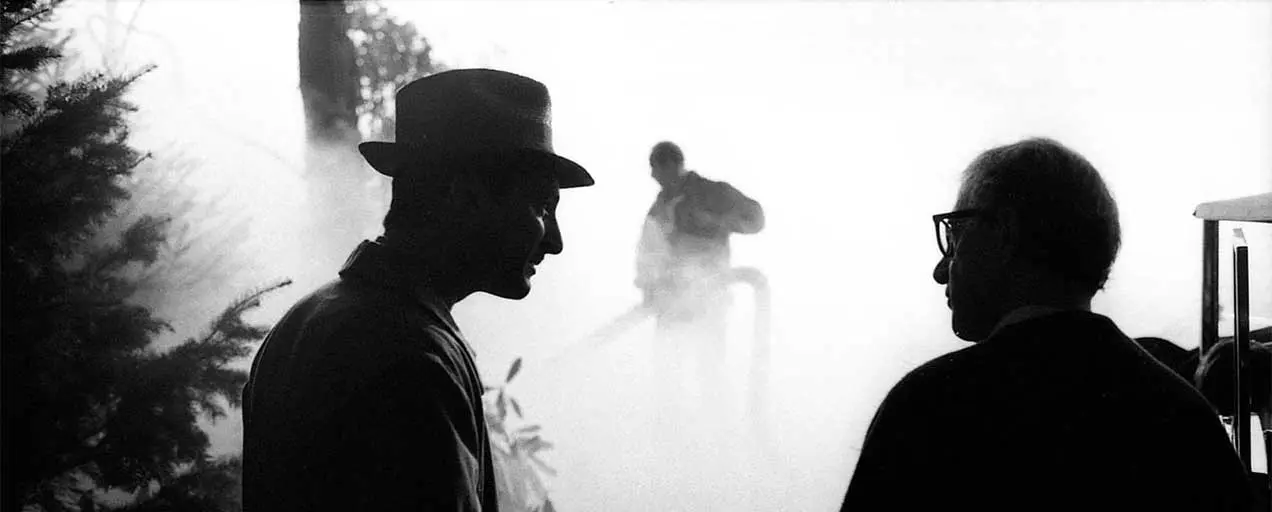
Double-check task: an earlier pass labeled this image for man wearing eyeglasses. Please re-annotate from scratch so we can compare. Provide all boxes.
[840,138,1255,511]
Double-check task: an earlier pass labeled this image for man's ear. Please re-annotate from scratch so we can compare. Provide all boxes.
[401,173,465,220]
[446,173,499,213]
[991,209,1022,262]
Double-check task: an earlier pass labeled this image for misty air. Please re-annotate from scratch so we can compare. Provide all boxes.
[3,1,1271,512]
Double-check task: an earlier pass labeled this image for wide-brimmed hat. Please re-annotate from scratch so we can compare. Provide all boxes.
[358,68,594,188]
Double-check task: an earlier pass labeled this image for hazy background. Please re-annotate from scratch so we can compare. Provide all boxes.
[53,1,1271,510]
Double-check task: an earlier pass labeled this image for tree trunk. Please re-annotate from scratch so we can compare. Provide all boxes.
[298,0,359,144]
[297,0,383,277]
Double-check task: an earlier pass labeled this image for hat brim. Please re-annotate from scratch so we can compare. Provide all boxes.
[358,142,594,188]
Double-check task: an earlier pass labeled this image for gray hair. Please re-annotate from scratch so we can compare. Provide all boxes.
[957,137,1121,296]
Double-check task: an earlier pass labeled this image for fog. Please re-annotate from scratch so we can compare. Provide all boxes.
[53,1,1271,510]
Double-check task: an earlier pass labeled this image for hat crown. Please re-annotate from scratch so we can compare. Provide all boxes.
[358,68,593,188]
[393,68,554,154]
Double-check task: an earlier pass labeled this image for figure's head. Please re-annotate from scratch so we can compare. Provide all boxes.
[382,151,568,300]
[932,137,1120,341]
[1195,337,1272,417]
[649,141,686,189]
[357,69,593,300]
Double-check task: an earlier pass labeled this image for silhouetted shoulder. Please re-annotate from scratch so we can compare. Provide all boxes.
[289,278,455,355]
[686,171,738,195]
[885,341,993,401]
[248,277,471,412]
[857,346,984,444]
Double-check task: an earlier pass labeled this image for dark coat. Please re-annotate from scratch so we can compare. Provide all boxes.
[242,241,498,512]
[642,171,764,266]
[650,171,765,241]
[841,311,1254,511]
[636,171,764,306]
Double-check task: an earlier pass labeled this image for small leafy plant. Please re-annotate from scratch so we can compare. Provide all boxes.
[484,358,557,512]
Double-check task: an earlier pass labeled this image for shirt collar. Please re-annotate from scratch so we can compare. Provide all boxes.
[338,240,463,336]
[659,171,701,197]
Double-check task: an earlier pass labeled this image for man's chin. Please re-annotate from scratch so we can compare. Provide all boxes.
[485,278,532,300]
[952,316,992,342]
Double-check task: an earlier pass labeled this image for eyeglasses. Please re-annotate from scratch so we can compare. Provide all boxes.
[932,209,983,258]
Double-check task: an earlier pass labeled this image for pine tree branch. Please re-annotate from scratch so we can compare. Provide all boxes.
[1,90,37,116]
[2,45,60,72]
[1,3,56,39]
[3,71,135,156]
[151,278,294,424]
[2,0,37,16]
[28,445,105,496]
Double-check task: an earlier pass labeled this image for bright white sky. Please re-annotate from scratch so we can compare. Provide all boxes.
[54,1,1271,510]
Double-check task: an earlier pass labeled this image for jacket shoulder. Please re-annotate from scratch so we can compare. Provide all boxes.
[266,279,456,363]
[685,170,733,192]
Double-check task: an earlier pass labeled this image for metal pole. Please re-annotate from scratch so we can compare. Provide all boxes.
[724,267,775,458]
[727,268,771,421]
[1232,228,1251,470]
[1202,220,1219,355]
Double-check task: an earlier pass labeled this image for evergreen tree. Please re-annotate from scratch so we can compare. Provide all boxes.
[2,1,286,510]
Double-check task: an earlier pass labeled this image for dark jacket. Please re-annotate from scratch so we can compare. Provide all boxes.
[650,171,764,240]
[841,311,1254,511]
[242,241,498,512]
[636,171,764,294]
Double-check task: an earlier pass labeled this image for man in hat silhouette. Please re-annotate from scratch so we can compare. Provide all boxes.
[840,138,1253,511]
[242,69,593,512]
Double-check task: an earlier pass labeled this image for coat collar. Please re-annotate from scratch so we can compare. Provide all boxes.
[338,240,463,336]
[988,305,1066,339]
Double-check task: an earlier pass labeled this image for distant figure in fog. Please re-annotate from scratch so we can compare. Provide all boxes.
[1195,335,1272,474]
[242,69,593,512]
[636,141,764,380]
[1195,334,1271,422]
[840,138,1254,511]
